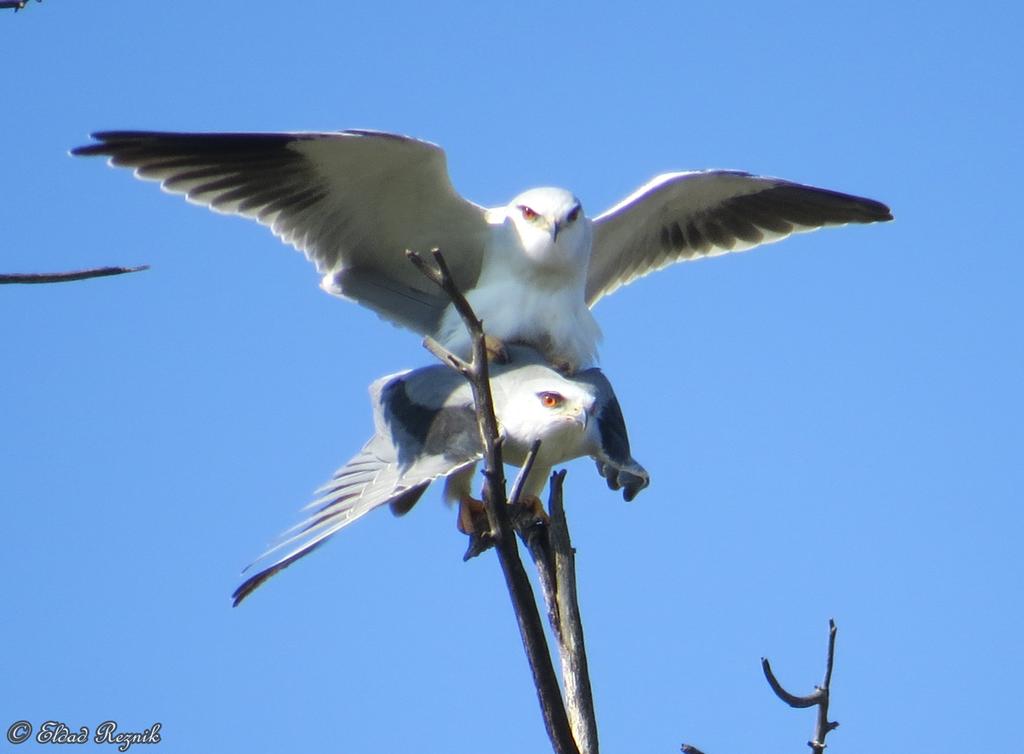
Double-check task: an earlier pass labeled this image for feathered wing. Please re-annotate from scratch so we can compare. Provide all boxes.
[585,171,893,305]
[232,373,481,606]
[574,368,650,501]
[72,130,491,333]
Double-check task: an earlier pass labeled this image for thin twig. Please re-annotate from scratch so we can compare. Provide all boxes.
[407,249,580,754]
[761,619,840,754]
[0,265,149,285]
[508,439,543,508]
[422,334,472,374]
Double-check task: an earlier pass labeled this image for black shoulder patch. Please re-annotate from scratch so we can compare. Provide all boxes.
[383,378,481,465]
[383,378,436,446]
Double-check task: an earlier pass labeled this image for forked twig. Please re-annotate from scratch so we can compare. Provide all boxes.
[761,619,840,753]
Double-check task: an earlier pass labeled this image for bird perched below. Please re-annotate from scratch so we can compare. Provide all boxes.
[73,130,893,372]
[231,347,648,606]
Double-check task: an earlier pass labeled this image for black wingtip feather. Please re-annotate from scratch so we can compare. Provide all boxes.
[770,184,893,224]
[231,539,330,607]
[71,130,308,160]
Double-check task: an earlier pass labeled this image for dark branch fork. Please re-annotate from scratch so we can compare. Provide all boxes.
[682,621,840,754]
[407,249,583,754]
[762,619,840,754]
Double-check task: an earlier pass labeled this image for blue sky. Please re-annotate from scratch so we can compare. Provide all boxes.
[3,1,1021,752]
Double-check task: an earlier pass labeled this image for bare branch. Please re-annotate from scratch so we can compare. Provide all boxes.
[408,249,580,754]
[516,472,599,753]
[0,265,149,285]
[548,471,600,754]
[761,619,840,754]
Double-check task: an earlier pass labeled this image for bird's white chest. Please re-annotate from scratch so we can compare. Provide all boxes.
[435,226,602,370]
[504,419,585,466]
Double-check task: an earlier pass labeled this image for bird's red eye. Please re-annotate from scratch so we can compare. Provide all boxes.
[539,392,563,408]
[567,205,581,223]
[519,205,539,222]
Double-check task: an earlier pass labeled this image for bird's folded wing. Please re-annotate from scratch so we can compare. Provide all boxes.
[73,130,491,334]
[574,368,650,502]
[586,170,893,305]
[232,371,481,606]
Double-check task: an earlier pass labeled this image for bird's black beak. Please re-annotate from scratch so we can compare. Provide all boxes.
[551,221,561,243]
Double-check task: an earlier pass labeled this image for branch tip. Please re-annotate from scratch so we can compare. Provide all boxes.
[0,264,149,285]
[508,439,543,507]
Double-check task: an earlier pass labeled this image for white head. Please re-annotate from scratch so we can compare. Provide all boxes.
[496,374,595,463]
[502,187,591,273]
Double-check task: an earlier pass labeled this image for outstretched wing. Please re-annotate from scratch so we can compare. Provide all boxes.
[73,130,491,333]
[232,372,481,606]
[586,171,893,305]
[574,368,650,501]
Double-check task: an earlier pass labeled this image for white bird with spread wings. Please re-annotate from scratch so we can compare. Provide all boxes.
[74,130,892,371]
